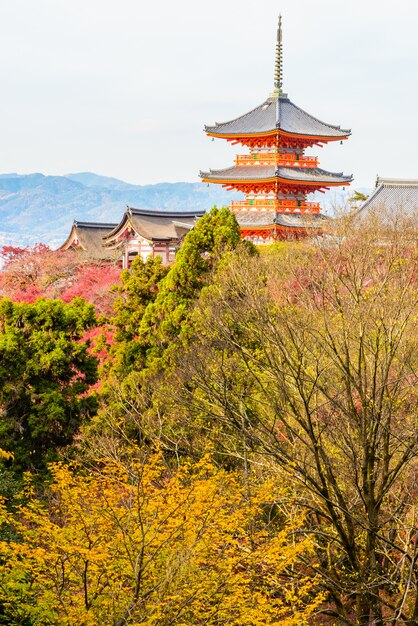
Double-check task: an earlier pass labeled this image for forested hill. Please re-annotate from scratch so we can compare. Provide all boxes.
[0,172,241,248]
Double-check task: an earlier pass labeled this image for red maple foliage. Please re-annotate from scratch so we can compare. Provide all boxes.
[80,325,116,391]
[0,244,121,315]
[61,264,121,316]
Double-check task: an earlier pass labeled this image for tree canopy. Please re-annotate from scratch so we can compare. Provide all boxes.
[0,244,121,316]
[0,451,321,626]
[0,297,98,470]
[1,209,417,624]
[172,217,418,624]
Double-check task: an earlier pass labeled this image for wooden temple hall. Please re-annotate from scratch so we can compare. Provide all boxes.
[201,16,352,240]
[59,208,205,268]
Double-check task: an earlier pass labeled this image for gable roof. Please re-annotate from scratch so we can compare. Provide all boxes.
[358,178,418,216]
[58,221,118,260]
[104,207,206,246]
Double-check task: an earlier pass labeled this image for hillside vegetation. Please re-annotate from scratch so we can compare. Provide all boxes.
[0,207,417,625]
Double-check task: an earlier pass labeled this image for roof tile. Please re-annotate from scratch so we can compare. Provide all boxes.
[358,179,418,215]
[205,96,350,138]
[201,165,352,185]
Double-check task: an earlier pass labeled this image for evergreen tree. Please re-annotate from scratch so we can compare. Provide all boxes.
[0,297,98,470]
[139,206,244,355]
[92,207,252,448]
[108,255,169,376]
[106,207,246,382]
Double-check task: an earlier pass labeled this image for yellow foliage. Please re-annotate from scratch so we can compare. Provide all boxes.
[0,452,322,625]
[0,448,13,461]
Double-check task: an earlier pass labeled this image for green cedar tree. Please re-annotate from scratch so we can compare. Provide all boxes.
[0,297,98,470]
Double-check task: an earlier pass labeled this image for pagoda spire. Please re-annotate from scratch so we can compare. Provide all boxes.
[273,15,283,95]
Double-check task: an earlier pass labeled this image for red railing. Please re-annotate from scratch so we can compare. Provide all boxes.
[231,199,321,214]
[235,153,318,168]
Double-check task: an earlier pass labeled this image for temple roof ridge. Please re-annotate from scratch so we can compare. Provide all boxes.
[358,177,418,216]
[73,220,118,229]
[127,207,205,218]
[376,177,418,187]
[204,98,273,133]
[104,207,205,244]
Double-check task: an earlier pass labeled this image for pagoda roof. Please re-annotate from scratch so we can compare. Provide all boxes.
[358,177,418,216]
[104,207,206,245]
[201,165,352,186]
[236,210,329,229]
[58,221,118,260]
[275,212,329,228]
[236,210,277,227]
[205,95,350,140]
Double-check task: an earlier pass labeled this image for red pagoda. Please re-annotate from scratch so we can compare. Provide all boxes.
[200,16,352,240]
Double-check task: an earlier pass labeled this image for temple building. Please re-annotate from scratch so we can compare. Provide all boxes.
[358,178,418,216]
[103,207,205,267]
[201,16,352,241]
[59,221,118,260]
[59,208,205,268]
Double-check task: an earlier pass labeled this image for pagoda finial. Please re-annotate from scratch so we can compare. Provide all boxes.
[274,14,283,94]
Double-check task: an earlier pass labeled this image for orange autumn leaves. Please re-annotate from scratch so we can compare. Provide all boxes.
[0,452,322,626]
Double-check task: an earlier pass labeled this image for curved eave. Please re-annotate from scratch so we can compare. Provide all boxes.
[239,224,321,238]
[201,176,277,185]
[204,95,351,141]
[103,214,193,247]
[58,225,85,252]
[202,176,352,188]
[206,129,350,143]
[240,225,276,231]
[103,214,130,241]
[103,216,144,247]
[276,175,351,188]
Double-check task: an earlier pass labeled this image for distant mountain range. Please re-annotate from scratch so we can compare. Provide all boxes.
[0,173,242,248]
[0,172,368,248]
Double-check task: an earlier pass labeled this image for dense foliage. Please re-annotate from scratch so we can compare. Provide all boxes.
[173,215,418,625]
[0,297,98,470]
[0,208,417,625]
[0,451,321,625]
[0,244,121,315]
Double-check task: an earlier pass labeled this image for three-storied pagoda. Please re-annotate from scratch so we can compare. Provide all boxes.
[201,16,352,240]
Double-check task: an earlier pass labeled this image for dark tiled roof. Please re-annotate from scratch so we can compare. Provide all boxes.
[278,167,351,184]
[275,213,329,227]
[105,207,206,243]
[201,165,352,185]
[236,211,329,229]
[205,95,350,138]
[58,221,118,260]
[358,178,418,216]
[74,221,118,229]
[130,208,206,219]
[237,211,276,227]
[201,165,276,180]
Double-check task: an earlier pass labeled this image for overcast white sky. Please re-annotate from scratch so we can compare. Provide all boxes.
[0,0,416,188]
